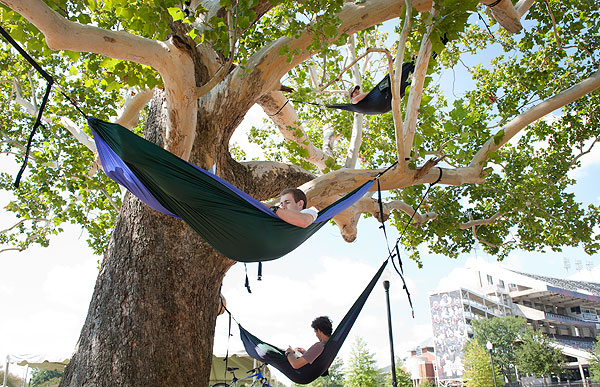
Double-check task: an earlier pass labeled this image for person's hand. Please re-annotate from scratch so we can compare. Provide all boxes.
[285,346,294,356]
[296,347,306,354]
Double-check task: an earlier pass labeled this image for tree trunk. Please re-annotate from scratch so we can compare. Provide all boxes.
[60,96,234,386]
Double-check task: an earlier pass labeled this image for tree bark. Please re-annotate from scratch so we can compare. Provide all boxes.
[60,96,234,387]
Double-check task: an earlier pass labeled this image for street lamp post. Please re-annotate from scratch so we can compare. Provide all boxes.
[486,341,498,387]
[383,280,397,387]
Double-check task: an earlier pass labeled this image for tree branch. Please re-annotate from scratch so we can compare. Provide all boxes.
[0,217,51,234]
[483,0,523,34]
[256,91,330,171]
[392,0,412,164]
[8,76,97,153]
[235,0,428,97]
[0,0,197,159]
[344,34,364,169]
[332,196,438,242]
[115,88,155,130]
[514,0,536,17]
[470,68,600,169]
[403,18,433,160]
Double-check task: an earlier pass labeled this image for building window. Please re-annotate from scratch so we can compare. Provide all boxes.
[487,275,493,285]
[509,283,517,291]
[498,279,505,288]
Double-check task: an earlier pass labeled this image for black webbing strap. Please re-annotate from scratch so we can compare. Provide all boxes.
[486,0,503,7]
[0,25,53,83]
[13,80,53,188]
[257,262,263,281]
[377,166,444,317]
[0,25,56,188]
[377,179,393,259]
[222,305,239,380]
[476,12,496,40]
[243,263,252,293]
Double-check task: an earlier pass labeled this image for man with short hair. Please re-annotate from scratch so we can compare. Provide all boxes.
[285,316,332,369]
[271,188,318,228]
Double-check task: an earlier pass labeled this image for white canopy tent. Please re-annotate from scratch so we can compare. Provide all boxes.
[3,353,69,387]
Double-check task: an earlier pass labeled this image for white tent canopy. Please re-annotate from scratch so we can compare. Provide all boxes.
[3,354,69,387]
[7,353,69,371]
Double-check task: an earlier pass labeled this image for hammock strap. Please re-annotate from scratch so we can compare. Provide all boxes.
[486,0,503,7]
[378,166,444,317]
[476,12,496,40]
[257,262,263,281]
[0,25,53,83]
[0,25,89,187]
[13,80,53,188]
[0,25,56,188]
[244,263,252,293]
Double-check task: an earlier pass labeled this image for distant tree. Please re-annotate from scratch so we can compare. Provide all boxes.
[291,357,344,387]
[345,337,381,387]
[462,340,499,387]
[420,380,436,387]
[591,341,600,382]
[268,379,288,387]
[383,357,412,387]
[0,368,24,387]
[515,328,564,387]
[472,316,526,379]
[30,369,63,387]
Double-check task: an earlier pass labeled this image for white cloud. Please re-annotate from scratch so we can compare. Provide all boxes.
[500,252,524,271]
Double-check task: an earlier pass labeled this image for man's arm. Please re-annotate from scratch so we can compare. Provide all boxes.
[351,92,368,104]
[285,350,309,369]
[275,208,315,228]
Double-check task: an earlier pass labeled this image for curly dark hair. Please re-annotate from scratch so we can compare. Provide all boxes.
[311,316,333,337]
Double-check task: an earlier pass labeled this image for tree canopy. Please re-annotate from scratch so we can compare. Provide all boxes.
[462,339,500,387]
[471,315,526,377]
[0,0,598,262]
[515,328,564,386]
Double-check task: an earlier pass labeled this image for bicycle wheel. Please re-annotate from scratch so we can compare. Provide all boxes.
[210,383,229,387]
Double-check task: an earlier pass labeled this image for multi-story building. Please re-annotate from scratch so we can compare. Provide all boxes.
[428,261,599,386]
[404,341,436,386]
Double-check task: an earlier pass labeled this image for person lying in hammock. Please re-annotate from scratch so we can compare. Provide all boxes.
[285,316,332,369]
[348,85,369,104]
[270,188,318,228]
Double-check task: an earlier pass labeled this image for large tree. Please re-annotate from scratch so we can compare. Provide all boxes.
[471,316,526,380]
[0,0,599,385]
[515,328,564,387]
[462,340,500,387]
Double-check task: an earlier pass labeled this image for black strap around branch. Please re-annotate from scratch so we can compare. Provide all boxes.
[0,25,89,188]
[0,25,57,188]
[486,0,503,7]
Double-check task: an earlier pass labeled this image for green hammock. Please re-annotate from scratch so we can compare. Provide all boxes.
[89,117,375,262]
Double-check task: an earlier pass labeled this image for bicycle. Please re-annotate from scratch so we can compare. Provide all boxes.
[210,363,271,387]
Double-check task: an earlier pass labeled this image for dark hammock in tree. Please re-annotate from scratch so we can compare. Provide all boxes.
[89,117,375,262]
[238,258,388,384]
[325,62,415,115]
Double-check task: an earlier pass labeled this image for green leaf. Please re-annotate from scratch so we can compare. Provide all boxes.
[167,7,184,21]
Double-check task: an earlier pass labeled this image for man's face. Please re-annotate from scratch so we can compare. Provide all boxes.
[280,193,303,211]
[351,88,360,98]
